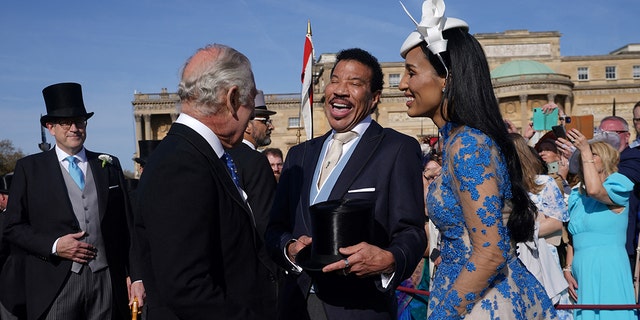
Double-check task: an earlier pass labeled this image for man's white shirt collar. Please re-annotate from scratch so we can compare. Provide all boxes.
[175,113,225,158]
[242,139,256,150]
[330,115,371,139]
[55,146,88,173]
[55,146,87,163]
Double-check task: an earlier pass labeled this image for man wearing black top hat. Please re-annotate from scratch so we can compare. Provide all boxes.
[1,82,141,320]
[265,48,426,319]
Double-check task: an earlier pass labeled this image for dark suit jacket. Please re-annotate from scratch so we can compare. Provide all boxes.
[265,121,427,320]
[134,123,274,320]
[619,146,640,258]
[228,142,277,239]
[1,149,131,320]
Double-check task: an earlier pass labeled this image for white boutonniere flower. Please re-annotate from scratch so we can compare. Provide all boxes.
[98,154,113,168]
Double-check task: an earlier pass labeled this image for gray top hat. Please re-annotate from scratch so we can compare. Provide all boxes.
[254,90,276,117]
[40,82,94,127]
[0,173,13,194]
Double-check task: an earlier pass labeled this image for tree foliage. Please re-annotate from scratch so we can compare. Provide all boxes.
[0,139,26,175]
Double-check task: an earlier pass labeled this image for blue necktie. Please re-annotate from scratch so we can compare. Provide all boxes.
[221,152,241,188]
[65,156,85,190]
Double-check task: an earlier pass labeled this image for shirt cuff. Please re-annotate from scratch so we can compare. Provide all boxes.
[381,271,395,288]
[284,240,303,273]
[52,238,60,255]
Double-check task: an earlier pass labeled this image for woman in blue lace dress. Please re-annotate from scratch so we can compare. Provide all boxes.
[398,0,557,318]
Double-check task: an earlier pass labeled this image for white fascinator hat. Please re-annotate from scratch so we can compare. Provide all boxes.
[399,0,469,61]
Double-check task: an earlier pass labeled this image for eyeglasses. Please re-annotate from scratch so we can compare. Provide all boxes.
[253,117,272,125]
[56,118,87,130]
[611,130,629,134]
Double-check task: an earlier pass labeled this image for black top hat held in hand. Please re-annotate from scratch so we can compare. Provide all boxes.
[296,198,374,271]
[133,140,162,166]
[40,82,94,127]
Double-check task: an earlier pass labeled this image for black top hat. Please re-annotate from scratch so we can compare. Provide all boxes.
[0,173,13,194]
[125,178,139,192]
[133,140,162,166]
[40,82,94,127]
[296,198,374,271]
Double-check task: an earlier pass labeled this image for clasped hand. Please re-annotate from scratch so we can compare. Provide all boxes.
[55,231,96,263]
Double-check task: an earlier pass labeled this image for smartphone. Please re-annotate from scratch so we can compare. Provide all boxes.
[533,108,559,131]
[429,248,441,262]
[552,125,567,140]
[565,115,594,139]
[547,161,559,174]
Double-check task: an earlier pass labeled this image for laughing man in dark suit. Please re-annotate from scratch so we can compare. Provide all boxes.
[265,48,426,320]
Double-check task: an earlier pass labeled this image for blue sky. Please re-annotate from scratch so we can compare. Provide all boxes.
[1,0,638,172]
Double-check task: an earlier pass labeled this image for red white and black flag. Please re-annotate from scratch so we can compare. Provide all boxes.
[300,20,314,141]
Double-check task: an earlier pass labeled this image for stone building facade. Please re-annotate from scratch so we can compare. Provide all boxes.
[131,30,640,169]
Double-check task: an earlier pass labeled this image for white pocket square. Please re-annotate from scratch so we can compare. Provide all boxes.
[347,187,375,193]
[108,185,120,189]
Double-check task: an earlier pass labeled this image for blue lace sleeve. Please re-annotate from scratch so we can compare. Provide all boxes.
[432,128,511,317]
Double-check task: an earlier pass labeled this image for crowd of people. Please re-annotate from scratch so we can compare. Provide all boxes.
[1,0,640,319]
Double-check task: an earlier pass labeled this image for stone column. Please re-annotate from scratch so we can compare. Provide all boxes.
[564,95,573,116]
[134,114,143,145]
[520,94,528,136]
[143,114,152,140]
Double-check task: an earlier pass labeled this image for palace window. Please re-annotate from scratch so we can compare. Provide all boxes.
[605,66,617,80]
[288,117,301,128]
[577,67,589,80]
[389,73,401,88]
[633,65,640,79]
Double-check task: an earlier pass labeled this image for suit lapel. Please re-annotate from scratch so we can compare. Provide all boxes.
[171,123,252,215]
[301,132,330,221]
[330,122,384,198]
[45,149,75,212]
[86,151,109,220]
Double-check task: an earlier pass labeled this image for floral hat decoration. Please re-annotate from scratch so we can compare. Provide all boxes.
[399,0,469,76]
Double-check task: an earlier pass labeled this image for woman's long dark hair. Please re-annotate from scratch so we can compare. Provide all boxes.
[420,28,536,243]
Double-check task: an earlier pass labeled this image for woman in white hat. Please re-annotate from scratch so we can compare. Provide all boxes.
[398,0,557,318]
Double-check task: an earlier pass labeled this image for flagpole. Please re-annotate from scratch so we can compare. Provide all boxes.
[612,98,616,116]
[299,19,314,144]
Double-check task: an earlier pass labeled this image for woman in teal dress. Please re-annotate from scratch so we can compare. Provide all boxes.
[398,0,557,318]
[563,130,636,320]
